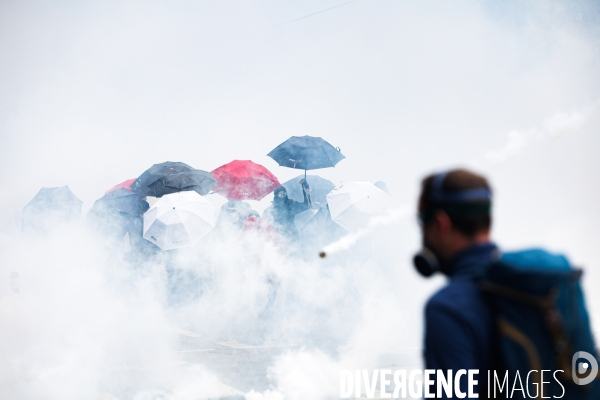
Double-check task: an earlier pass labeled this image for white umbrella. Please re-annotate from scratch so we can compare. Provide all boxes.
[326,181,391,231]
[143,191,216,250]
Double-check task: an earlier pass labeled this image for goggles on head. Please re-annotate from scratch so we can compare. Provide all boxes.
[418,171,492,226]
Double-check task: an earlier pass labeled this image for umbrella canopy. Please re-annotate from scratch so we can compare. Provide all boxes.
[145,170,216,198]
[282,175,335,205]
[105,178,136,195]
[293,208,320,231]
[88,189,148,237]
[267,136,345,173]
[90,188,149,217]
[326,182,391,231]
[22,186,83,233]
[133,161,216,197]
[143,191,216,251]
[211,160,280,201]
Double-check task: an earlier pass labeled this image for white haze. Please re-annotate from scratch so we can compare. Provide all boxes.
[1,1,599,399]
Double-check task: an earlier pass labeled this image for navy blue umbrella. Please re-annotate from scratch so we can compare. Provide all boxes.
[132,161,216,197]
[267,136,345,178]
[132,161,193,193]
[144,170,216,197]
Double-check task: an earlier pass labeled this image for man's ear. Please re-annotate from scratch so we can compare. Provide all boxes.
[433,210,453,233]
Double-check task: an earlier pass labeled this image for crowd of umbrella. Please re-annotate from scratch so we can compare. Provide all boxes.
[21,136,392,253]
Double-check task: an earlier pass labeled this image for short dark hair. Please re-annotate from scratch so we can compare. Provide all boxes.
[419,169,492,237]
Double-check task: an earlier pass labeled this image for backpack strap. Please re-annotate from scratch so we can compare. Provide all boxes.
[497,318,542,388]
[480,269,591,382]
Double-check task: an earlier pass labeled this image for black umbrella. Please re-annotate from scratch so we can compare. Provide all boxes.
[267,135,345,178]
[132,161,216,197]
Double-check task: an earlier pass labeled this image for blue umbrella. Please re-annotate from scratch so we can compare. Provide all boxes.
[90,188,149,217]
[22,186,83,233]
[87,188,149,237]
[282,174,335,205]
[267,136,345,178]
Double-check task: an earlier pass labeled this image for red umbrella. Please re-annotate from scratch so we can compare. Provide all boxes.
[211,160,281,201]
[105,178,136,195]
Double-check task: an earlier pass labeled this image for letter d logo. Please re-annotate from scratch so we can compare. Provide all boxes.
[572,351,598,385]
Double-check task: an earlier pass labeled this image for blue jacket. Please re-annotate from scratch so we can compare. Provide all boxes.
[424,242,499,398]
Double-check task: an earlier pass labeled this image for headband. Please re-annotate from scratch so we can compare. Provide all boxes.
[429,171,492,204]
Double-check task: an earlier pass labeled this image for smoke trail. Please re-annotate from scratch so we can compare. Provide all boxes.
[320,100,600,259]
[485,100,600,166]
[318,100,600,259]
[319,206,411,258]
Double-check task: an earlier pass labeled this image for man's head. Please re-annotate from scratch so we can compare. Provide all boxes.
[414,169,492,276]
[273,186,288,207]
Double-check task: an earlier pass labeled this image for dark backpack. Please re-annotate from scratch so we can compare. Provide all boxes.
[481,249,600,399]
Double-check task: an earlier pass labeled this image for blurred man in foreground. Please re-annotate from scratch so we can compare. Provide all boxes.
[413,169,599,399]
[414,169,496,397]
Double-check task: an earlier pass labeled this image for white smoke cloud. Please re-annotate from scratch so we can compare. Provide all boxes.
[485,100,600,165]
[0,227,174,399]
[485,129,530,165]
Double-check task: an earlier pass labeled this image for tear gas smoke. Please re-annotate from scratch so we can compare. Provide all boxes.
[1,218,385,399]
[485,100,600,166]
[320,99,600,260]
